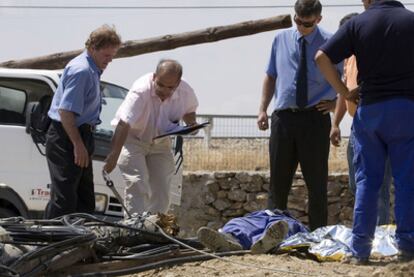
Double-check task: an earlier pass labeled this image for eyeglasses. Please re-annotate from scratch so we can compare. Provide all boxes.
[294,15,318,28]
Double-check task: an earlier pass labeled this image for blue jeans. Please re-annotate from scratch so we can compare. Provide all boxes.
[351,98,414,258]
[347,132,392,226]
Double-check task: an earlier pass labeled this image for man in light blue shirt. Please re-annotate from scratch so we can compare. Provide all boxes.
[257,0,342,230]
[48,52,103,127]
[45,25,121,219]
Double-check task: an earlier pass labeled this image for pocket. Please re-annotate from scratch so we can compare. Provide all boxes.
[271,112,289,138]
[117,147,131,168]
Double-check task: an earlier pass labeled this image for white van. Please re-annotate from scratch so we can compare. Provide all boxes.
[0,68,183,219]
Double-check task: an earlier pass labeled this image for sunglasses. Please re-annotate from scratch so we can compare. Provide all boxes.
[294,15,318,28]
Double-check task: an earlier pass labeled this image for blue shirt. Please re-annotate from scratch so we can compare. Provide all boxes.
[266,26,341,111]
[48,51,103,126]
[320,1,414,105]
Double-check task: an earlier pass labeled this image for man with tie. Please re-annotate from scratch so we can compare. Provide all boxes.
[257,0,342,230]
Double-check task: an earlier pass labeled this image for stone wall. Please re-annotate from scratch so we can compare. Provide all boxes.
[170,172,393,237]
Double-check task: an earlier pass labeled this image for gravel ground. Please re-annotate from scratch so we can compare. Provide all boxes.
[126,252,414,277]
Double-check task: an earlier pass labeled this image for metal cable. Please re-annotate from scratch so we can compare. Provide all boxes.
[0,265,19,277]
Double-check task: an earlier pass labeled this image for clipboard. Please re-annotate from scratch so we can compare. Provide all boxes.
[154,121,210,139]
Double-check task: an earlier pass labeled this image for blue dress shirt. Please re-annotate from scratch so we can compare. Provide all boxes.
[48,51,103,127]
[266,26,342,111]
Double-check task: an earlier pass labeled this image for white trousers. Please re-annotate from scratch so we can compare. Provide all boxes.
[118,136,175,215]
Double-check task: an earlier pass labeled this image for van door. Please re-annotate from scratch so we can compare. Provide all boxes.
[0,73,56,215]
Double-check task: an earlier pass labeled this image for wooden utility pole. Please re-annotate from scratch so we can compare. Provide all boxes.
[0,15,291,70]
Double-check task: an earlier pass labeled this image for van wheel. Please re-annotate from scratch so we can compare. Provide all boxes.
[0,207,18,218]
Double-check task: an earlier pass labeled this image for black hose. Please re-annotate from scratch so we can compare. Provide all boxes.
[19,243,93,277]
[58,213,197,246]
[10,233,96,269]
[78,250,248,276]
[0,265,19,277]
[101,244,180,260]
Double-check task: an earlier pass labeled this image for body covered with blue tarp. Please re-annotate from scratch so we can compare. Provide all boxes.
[220,209,309,249]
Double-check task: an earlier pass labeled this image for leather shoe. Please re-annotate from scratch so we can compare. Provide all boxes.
[398,250,414,262]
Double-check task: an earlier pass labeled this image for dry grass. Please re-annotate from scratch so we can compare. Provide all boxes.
[183,137,349,173]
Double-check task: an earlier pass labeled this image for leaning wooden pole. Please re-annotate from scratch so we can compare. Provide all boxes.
[0,14,291,70]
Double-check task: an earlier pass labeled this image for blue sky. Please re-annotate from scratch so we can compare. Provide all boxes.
[1,0,413,135]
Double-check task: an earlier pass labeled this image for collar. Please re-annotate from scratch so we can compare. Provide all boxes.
[295,26,319,45]
[85,50,103,76]
[369,0,404,9]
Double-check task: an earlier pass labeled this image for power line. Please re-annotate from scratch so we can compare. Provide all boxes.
[1,3,414,10]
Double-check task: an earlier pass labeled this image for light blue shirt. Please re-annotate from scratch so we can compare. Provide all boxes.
[48,51,103,126]
[266,26,342,111]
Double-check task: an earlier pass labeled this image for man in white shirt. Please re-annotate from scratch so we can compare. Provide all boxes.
[104,59,198,215]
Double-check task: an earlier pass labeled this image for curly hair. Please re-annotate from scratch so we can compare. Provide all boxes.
[85,24,121,50]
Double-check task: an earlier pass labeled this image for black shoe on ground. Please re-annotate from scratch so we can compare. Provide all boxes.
[398,250,414,262]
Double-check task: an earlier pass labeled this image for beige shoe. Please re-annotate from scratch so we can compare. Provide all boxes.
[250,220,289,254]
[197,227,243,252]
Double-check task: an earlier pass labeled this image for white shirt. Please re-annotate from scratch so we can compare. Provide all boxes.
[112,73,198,143]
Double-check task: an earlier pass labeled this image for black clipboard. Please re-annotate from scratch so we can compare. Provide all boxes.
[154,122,210,139]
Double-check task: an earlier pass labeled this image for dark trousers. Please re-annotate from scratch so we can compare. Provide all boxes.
[268,109,331,230]
[45,121,95,219]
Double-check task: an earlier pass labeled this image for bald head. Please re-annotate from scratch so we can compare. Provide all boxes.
[155,59,183,80]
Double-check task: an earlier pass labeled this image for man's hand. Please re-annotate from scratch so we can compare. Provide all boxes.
[345,86,360,104]
[316,100,336,114]
[187,122,200,135]
[330,125,341,147]
[103,152,118,174]
[257,111,269,130]
[59,110,90,168]
[102,120,130,173]
[74,142,89,168]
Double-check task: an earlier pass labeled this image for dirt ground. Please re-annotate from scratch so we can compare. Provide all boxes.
[128,252,414,277]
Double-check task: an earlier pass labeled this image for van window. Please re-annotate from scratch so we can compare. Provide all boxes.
[0,86,27,125]
[0,86,26,113]
[101,82,127,99]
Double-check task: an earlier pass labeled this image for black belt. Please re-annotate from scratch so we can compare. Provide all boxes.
[79,123,96,132]
[52,120,96,132]
[277,106,318,113]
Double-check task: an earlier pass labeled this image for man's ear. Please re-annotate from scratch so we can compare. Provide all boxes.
[317,15,322,24]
